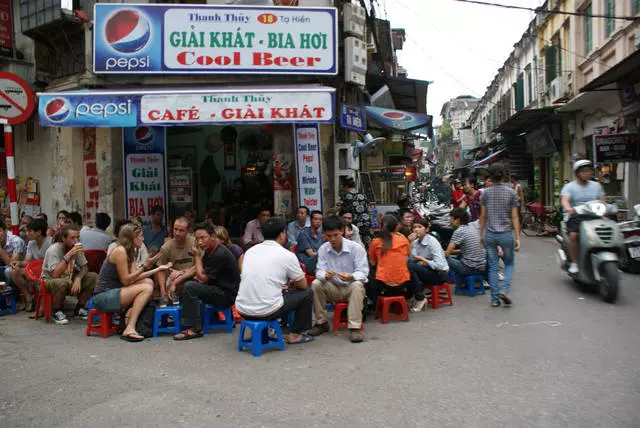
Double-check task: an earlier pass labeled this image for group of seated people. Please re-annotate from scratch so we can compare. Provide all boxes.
[4,200,489,346]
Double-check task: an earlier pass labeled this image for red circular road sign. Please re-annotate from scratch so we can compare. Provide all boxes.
[0,72,35,125]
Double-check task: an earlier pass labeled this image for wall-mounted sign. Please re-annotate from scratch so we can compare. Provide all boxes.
[123,127,167,228]
[0,72,35,125]
[294,124,323,212]
[93,4,337,75]
[38,86,335,127]
[340,104,366,132]
[594,133,639,163]
[0,0,13,58]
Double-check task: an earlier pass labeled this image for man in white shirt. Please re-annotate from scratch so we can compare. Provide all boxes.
[235,218,314,345]
[308,215,369,343]
[79,212,112,251]
[286,206,310,247]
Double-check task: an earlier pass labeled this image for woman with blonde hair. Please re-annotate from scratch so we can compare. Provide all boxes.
[93,223,172,342]
[213,225,244,273]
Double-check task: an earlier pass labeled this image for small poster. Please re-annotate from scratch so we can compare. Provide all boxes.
[294,124,323,212]
[272,153,294,191]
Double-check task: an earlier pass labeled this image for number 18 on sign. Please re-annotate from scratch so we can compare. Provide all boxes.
[295,124,323,212]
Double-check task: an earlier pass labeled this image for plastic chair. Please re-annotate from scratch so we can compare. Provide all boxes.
[455,274,486,297]
[424,283,454,310]
[85,250,107,274]
[201,304,234,334]
[375,296,409,324]
[153,306,182,337]
[238,320,285,357]
[25,260,52,324]
[332,301,364,332]
[0,291,17,315]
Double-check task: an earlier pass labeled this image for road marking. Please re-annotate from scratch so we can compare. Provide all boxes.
[496,321,563,328]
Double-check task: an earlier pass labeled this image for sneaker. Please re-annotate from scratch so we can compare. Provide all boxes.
[349,329,364,343]
[76,308,89,320]
[490,301,501,308]
[307,323,330,337]
[159,297,168,308]
[568,263,579,275]
[499,292,512,308]
[483,280,490,290]
[411,299,427,313]
[498,272,505,281]
[53,311,69,325]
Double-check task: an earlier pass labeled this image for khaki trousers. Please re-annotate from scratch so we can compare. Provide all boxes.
[312,279,365,330]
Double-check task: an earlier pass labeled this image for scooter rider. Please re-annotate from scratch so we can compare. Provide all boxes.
[560,160,605,274]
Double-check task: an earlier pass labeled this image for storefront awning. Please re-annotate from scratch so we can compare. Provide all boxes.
[581,50,640,92]
[471,147,506,167]
[365,106,433,135]
[37,85,335,127]
[493,107,556,134]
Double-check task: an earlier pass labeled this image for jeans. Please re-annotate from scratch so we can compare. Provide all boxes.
[182,281,235,330]
[242,288,313,334]
[407,262,448,301]
[446,257,486,277]
[484,231,515,302]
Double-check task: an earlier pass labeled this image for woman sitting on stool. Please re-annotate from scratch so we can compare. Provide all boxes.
[92,223,171,342]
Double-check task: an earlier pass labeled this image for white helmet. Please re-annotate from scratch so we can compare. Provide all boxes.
[573,159,593,173]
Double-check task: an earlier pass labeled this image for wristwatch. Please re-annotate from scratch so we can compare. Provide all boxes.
[63,255,71,264]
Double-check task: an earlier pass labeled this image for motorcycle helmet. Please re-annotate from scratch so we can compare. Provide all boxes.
[429,231,441,241]
[573,159,593,174]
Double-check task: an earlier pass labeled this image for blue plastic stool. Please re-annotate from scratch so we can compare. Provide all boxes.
[447,270,456,284]
[153,306,182,337]
[238,320,286,357]
[201,304,234,334]
[87,297,103,324]
[454,275,486,297]
[0,291,17,315]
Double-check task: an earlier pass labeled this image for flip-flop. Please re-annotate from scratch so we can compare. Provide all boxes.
[120,333,144,342]
[173,330,203,341]
[285,334,315,345]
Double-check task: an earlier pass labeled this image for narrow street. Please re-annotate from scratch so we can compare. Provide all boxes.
[1,235,639,428]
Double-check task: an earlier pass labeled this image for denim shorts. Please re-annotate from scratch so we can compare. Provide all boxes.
[92,288,121,313]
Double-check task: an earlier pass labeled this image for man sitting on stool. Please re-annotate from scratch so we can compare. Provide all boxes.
[445,208,487,278]
[308,215,369,343]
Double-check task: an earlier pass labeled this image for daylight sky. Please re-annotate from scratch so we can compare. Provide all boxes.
[381,0,543,125]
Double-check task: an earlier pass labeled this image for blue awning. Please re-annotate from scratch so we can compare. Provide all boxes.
[366,106,433,136]
[471,147,506,167]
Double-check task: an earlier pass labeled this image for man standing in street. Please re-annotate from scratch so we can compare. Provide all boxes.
[286,206,310,247]
[308,215,369,343]
[479,163,520,308]
[296,210,325,275]
[143,206,168,255]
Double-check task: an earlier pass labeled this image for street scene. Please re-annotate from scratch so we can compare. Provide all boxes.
[0,0,639,427]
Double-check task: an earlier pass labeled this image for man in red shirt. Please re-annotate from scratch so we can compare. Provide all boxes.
[451,179,465,208]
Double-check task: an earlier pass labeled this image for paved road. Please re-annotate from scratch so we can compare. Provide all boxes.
[1,236,639,428]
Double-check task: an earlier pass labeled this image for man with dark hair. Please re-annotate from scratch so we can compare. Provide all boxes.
[41,225,97,324]
[173,223,240,340]
[339,208,362,245]
[68,211,83,227]
[295,210,325,275]
[243,208,270,249]
[445,208,486,277]
[309,215,369,343]
[11,219,52,311]
[143,205,168,254]
[286,206,310,247]
[399,208,414,229]
[235,218,314,345]
[0,215,26,296]
[155,217,196,307]
[479,162,520,308]
[80,212,112,251]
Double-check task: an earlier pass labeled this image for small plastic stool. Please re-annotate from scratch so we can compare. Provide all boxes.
[238,320,285,357]
[455,274,486,297]
[202,304,234,334]
[375,296,409,324]
[447,270,456,284]
[0,291,17,315]
[86,309,119,338]
[332,301,364,332]
[425,283,454,310]
[153,306,182,337]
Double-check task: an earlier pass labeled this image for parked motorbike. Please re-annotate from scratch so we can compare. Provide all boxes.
[555,200,622,303]
[619,204,640,274]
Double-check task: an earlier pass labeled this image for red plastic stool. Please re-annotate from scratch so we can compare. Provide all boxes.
[425,283,453,310]
[375,296,409,324]
[332,301,364,332]
[86,309,118,338]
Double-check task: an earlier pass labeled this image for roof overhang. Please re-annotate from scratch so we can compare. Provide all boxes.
[580,50,640,92]
[494,107,557,134]
[366,66,430,114]
[557,84,617,112]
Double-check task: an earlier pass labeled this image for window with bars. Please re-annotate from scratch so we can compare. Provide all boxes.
[605,0,615,38]
[584,3,592,54]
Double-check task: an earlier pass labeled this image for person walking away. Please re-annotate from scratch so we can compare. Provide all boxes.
[93,223,170,342]
[308,215,369,343]
[560,160,605,274]
[174,223,240,340]
[407,218,449,312]
[235,218,314,345]
[479,163,521,308]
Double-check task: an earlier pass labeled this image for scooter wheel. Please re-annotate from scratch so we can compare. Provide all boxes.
[599,262,619,303]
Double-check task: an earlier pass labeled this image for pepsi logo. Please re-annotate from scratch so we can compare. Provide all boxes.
[135,127,153,146]
[382,111,413,121]
[105,10,151,54]
[44,98,70,123]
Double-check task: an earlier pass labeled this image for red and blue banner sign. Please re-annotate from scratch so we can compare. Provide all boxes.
[366,106,433,132]
[93,3,337,75]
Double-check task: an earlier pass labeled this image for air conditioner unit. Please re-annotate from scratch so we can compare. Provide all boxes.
[343,3,366,38]
[549,75,566,103]
[366,30,377,53]
[344,37,367,86]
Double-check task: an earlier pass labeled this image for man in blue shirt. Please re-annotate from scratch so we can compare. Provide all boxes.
[286,206,310,247]
[143,206,168,255]
[295,210,324,275]
[560,160,605,274]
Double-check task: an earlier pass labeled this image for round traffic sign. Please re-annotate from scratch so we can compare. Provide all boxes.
[0,72,35,125]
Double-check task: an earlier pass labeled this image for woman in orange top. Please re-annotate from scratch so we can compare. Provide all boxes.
[368,214,411,305]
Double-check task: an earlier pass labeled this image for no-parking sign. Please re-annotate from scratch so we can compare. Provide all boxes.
[0,72,35,125]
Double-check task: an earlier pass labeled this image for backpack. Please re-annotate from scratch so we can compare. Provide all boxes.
[118,300,157,338]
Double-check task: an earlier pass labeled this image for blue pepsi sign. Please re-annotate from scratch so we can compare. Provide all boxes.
[39,92,138,127]
[365,106,433,132]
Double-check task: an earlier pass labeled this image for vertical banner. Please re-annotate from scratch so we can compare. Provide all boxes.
[123,126,167,227]
[0,0,13,58]
[294,124,323,212]
[83,128,99,224]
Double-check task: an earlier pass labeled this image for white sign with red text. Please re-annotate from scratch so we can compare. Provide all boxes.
[294,124,323,213]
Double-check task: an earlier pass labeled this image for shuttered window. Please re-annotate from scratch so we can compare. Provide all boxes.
[545,45,558,84]
[605,0,615,38]
[584,4,592,54]
[515,73,525,111]
[634,0,640,15]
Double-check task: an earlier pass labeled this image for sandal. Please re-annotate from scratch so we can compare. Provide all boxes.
[285,334,315,345]
[173,330,203,341]
[120,333,144,342]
